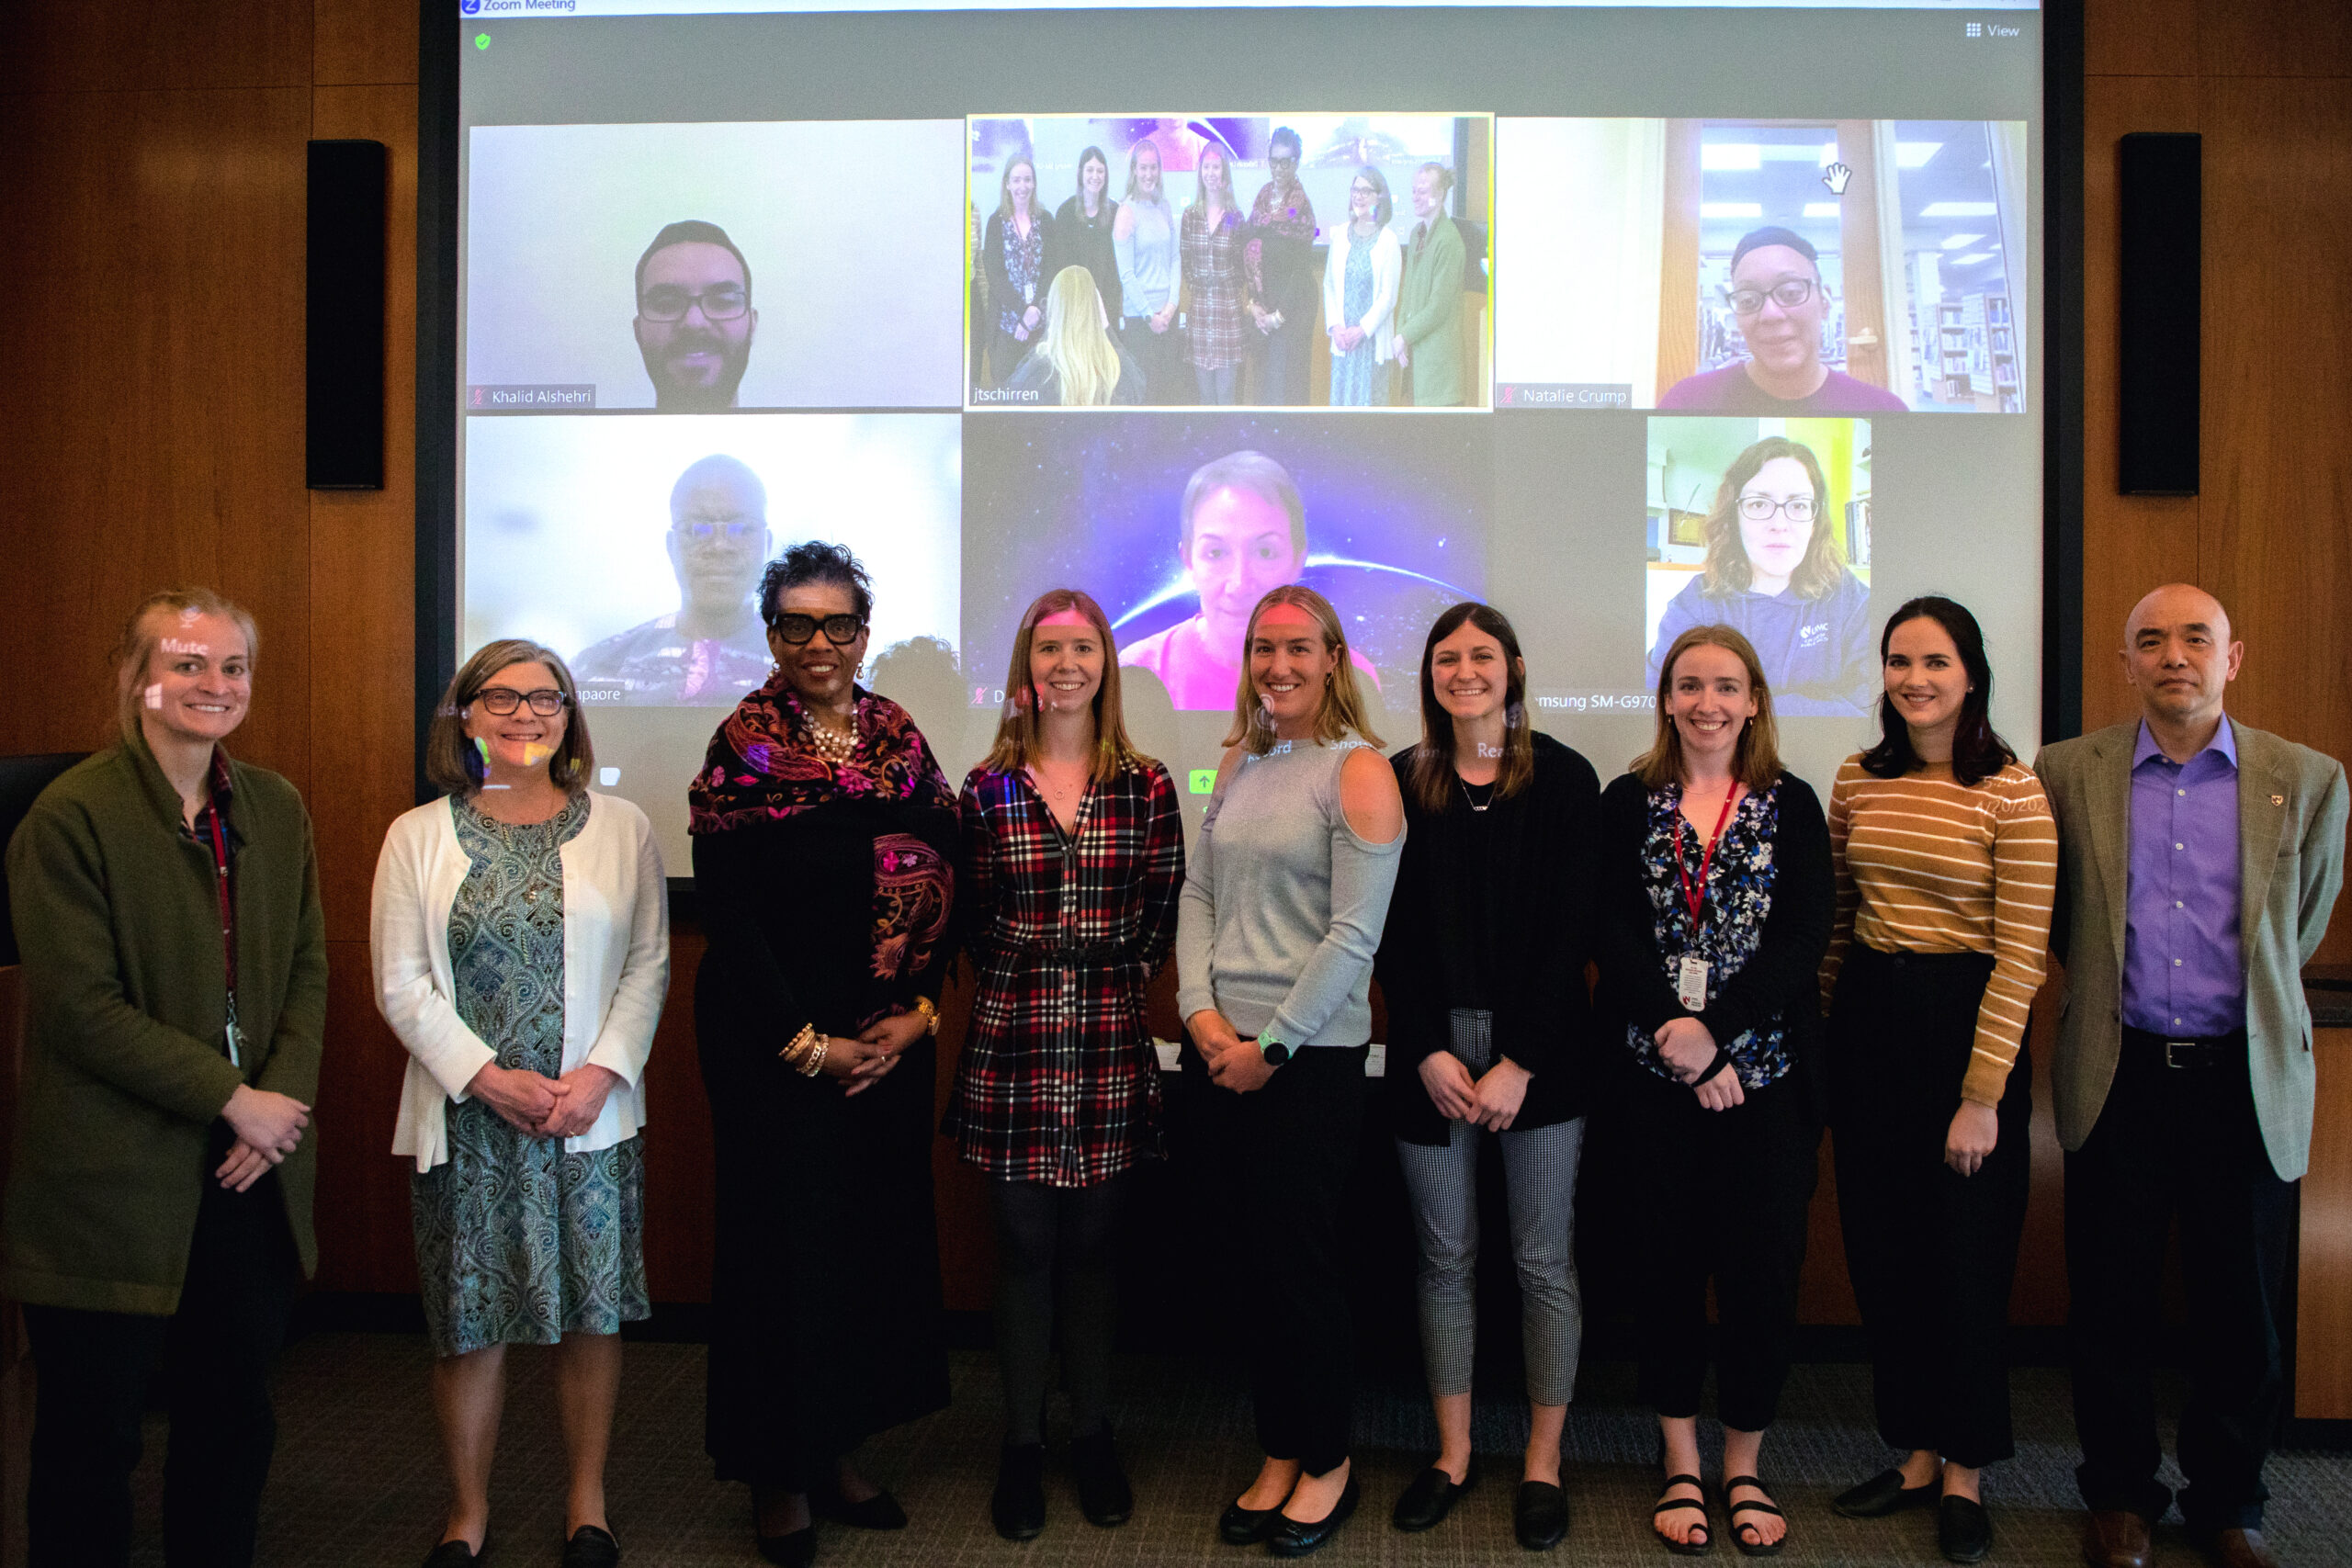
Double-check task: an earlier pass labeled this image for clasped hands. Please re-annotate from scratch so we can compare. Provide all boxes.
[217,1082,311,1193]
[464,1061,626,1138]
[1418,1050,1531,1131]
[1655,1017,1744,1111]
[822,1010,931,1099]
[1189,1010,1276,1094]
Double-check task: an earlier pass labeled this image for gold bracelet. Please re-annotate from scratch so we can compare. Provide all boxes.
[781,1022,818,1065]
[797,1036,830,1077]
[913,995,941,1036]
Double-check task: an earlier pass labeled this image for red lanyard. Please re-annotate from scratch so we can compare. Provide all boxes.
[1673,785,1739,931]
[204,804,237,1002]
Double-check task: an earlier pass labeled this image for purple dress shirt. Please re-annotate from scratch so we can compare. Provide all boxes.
[2122,716,2245,1036]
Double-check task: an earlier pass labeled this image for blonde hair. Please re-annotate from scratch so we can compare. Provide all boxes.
[1417,161,1456,206]
[1189,141,1237,220]
[1630,624,1782,792]
[1038,265,1125,407]
[1124,138,1167,206]
[110,588,260,745]
[982,589,1156,784]
[424,638,595,797]
[1224,586,1385,753]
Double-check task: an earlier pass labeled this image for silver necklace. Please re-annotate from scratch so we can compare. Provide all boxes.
[1458,776,1494,813]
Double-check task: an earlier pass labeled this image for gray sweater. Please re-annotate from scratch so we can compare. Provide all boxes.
[1176,739,1405,1050]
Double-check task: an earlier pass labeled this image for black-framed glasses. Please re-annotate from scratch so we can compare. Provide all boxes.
[773,613,866,646]
[673,518,764,542]
[638,283,750,323]
[1736,494,1818,525]
[1724,278,1817,316]
[477,687,569,716]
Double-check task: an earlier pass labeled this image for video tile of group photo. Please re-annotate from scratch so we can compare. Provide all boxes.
[961,412,1488,716]
[463,413,962,708]
[967,115,1492,412]
[1495,118,2028,415]
[1643,415,1875,716]
[463,120,967,413]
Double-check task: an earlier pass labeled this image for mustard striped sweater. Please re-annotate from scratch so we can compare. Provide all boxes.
[1822,757,2059,1105]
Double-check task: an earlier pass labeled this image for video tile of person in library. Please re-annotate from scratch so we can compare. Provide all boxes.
[1646,434,1874,717]
[1182,140,1250,405]
[571,454,776,706]
[1594,625,1833,1559]
[999,266,1147,406]
[1659,227,1907,415]
[2036,586,2346,1568]
[1118,449,1380,712]
[1051,145,1124,340]
[1323,167,1401,408]
[631,220,760,412]
[1113,138,1186,406]
[1179,586,1405,1560]
[1245,126,1318,406]
[1394,163,1467,408]
[374,640,669,1568]
[5,588,325,1568]
[688,542,958,1566]
[985,156,1053,389]
[1374,603,1601,1552]
[948,590,1186,1542]
[1818,596,2056,1568]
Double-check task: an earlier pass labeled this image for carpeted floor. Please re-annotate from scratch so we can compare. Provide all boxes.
[125,1336,2352,1568]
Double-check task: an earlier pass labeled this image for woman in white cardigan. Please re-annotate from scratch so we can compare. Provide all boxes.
[372,639,668,1568]
[1322,166,1402,407]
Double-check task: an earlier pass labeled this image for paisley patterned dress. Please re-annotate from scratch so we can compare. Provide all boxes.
[411,795,650,1358]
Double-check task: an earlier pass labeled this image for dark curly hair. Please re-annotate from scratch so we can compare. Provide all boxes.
[759,540,873,627]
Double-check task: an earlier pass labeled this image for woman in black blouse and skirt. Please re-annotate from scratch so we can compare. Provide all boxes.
[690,543,959,1568]
[1374,604,1600,1551]
[1595,625,1833,1557]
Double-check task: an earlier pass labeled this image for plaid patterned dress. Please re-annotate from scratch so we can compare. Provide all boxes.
[949,760,1186,1187]
[1181,204,1249,371]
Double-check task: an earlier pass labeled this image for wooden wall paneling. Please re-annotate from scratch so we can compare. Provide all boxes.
[2077,75,2202,738]
[2196,0,2351,80]
[637,931,716,1303]
[315,0,423,87]
[1833,120,1891,391]
[309,85,422,943]
[2083,0,2199,77]
[1655,119,1701,397]
[309,945,422,1293]
[0,0,314,96]
[2191,75,2352,953]
[2295,1030,2352,1417]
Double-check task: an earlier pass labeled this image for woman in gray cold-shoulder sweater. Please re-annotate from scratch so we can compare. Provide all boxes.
[1177,586,1405,1560]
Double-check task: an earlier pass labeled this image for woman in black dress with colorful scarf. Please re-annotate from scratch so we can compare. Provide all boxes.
[690,543,959,1568]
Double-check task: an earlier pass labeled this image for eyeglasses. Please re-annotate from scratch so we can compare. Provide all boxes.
[638,283,750,323]
[1724,278,1817,316]
[673,519,763,542]
[476,687,569,716]
[773,613,866,646]
[1270,154,1299,169]
[1737,494,1818,525]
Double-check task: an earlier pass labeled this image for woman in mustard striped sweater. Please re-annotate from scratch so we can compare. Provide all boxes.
[1820,596,2056,1565]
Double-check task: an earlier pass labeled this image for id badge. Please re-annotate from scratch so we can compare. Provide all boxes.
[1676,955,1709,1012]
[223,1019,243,1069]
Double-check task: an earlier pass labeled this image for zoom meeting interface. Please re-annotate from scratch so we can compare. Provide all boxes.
[453,0,2043,867]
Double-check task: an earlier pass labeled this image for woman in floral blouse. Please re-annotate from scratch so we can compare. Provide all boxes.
[950,589,1185,1542]
[1594,624,1833,1557]
[983,154,1052,388]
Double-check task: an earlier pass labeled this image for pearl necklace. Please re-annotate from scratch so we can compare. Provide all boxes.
[804,711,858,761]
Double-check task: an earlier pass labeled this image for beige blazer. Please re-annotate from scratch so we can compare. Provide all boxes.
[2033,718,2346,1179]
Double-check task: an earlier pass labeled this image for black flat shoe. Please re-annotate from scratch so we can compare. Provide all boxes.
[1939,1495,1992,1564]
[561,1525,620,1568]
[753,1526,815,1568]
[422,1538,485,1568]
[1723,1476,1784,1558]
[1070,1427,1134,1528]
[810,1481,906,1531]
[1833,1468,1941,1519]
[1392,1461,1477,1531]
[991,1442,1047,1540]
[1654,1475,1712,1556]
[1269,1476,1360,1558]
[1219,1491,1292,1547]
[1515,1481,1570,1551]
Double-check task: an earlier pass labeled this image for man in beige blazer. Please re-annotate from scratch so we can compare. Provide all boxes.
[2036,585,2346,1568]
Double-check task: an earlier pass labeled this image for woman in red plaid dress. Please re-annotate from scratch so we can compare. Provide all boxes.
[949,589,1185,1542]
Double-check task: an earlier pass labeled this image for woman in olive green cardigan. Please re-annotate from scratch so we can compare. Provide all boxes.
[3,589,325,1568]
[1393,162,1470,408]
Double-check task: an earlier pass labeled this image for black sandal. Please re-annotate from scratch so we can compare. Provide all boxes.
[1653,1474,1712,1556]
[1722,1476,1784,1558]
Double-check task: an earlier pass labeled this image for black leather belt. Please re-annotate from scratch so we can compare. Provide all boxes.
[2121,1024,2245,1069]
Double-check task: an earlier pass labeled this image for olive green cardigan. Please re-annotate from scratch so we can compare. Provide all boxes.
[3,730,326,1314]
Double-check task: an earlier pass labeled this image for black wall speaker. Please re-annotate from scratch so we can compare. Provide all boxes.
[307,139,389,491]
[2117,132,2199,496]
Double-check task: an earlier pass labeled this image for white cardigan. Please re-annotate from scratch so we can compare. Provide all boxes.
[1321,222,1403,364]
[372,791,669,1172]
